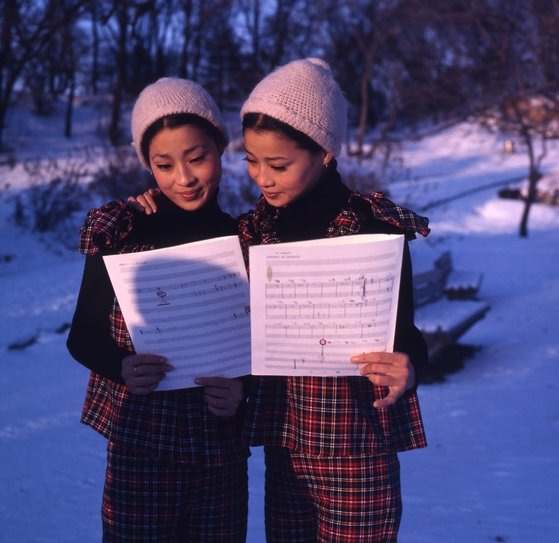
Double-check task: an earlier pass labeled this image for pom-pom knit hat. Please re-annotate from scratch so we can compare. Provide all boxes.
[240,58,347,156]
[131,77,229,168]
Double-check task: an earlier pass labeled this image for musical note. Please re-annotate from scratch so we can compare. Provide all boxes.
[103,236,251,390]
[249,234,405,376]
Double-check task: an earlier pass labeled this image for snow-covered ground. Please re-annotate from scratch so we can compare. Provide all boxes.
[1,103,558,542]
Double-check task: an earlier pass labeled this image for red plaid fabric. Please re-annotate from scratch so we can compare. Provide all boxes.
[264,446,402,543]
[82,373,248,465]
[80,199,148,256]
[103,441,248,542]
[238,190,430,258]
[239,190,428,456]
[78,199,249,466]
[243,376,425,456]
[239,169,427,541]
[80,200,155,351]
[328,191,430,239]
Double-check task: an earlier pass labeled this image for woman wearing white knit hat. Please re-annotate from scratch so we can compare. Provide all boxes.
[67,77,249,541]
[239,58,430,542]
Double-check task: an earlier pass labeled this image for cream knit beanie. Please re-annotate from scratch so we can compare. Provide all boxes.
[131,77,229,168]
[240,58,347,156]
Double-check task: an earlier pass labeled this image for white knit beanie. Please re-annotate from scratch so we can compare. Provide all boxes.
[240,58,347,156]
[131,77,229,168]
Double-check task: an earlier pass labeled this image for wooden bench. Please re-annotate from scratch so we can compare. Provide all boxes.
[410,245,490,362]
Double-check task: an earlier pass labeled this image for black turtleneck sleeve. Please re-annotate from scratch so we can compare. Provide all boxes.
[360,219,428,381]
[67,254,131,383]
[67,192,238,384]
[393,241,429,380]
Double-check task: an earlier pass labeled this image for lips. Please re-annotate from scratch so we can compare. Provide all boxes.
[262,191,281,199]
[178,190,201,201]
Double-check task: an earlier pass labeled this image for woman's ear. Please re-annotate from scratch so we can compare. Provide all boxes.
[323,152,333,167]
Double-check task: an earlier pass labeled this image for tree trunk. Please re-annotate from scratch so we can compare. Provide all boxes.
[252,0,261,72]
[179,0,193,79]
[519,198,531,238]
[90,3,99,94]
[64,70,75,138]
[109,5,128,147]
[0,100,7,152]
[109,82,123,146]
[519,165,540,237]
[357,58,373,157]
[0,0,16,152]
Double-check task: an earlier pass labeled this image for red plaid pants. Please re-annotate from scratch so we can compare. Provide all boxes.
[264,446,402,543]
[102,442,248,542]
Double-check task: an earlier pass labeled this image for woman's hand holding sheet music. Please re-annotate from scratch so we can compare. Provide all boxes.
[351,352,416,409]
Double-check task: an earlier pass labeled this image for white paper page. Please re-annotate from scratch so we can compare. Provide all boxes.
[249,234,404,376]
[103,235,250,390]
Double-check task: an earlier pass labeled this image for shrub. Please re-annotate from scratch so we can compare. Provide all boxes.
[87,146,154,201]
[10,157,91,247]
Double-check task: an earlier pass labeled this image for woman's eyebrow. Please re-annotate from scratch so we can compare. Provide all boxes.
[243,149,289,161]
[151,144,208,159]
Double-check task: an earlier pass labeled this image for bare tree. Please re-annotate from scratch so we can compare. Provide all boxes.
[88,1,100,94]
[63,17,89,138]
[238,0,262,75]
[101,0,157,146]
[106,1,130,146]
[463,0,559,236]
[480,96,559,237]
[0,0,86,151]
[321,1,423,156]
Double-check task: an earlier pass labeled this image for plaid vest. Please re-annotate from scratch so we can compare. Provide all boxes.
[79,200,248,465]
[238,190,429,456]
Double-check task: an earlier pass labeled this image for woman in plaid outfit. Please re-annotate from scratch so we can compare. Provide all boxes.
[67,78,249,542]
[238,58,430,542]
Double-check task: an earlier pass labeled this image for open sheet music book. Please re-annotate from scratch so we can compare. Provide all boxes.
[104,233,404,388]
[249,234,404,377]
[103,235,251,391]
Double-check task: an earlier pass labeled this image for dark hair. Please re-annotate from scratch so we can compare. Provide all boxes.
[141,113,227,166]
[242,112,324,155]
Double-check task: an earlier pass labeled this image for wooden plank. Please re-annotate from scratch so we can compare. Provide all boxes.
[444,270,484,299]
[415,298,490,361]
[413,249,452,307]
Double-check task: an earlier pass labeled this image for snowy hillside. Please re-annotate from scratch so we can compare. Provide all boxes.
[1,102,558,542]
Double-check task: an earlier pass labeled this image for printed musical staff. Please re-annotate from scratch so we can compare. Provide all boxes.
[103,236,251,390]
[249,234,404,376]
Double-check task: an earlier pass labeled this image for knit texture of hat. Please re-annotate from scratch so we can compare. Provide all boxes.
[240,58,347,156]
[131,77,229,168]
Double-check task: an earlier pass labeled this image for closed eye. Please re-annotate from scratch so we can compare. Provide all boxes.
[190,154,206,164]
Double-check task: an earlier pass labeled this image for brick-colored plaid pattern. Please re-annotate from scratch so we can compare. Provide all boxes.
[328,191,430,240]
[78,199,249,466]
[243,376,426,456]
[82,373,249,465]
[264,446,402,543]
[238,189,430,258]
[80,199,141,256]
[80,200,156,351]
[102,442,248,542]
[238,187,428,456]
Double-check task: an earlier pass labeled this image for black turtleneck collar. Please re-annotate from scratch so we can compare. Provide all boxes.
[272,160,351,242]
[128,190,236,249]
